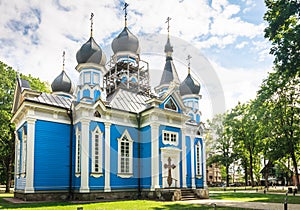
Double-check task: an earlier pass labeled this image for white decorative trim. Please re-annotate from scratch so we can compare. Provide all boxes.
[202,140,208,189]
[91,126,103,175]
[90,173,103,178]
[75,127,81,175]
[15,131,21,176]
[162,130,178,146]
[195,141,202,178]
[24,118,36,193]
[182,130,187,188]
[117,173,133,178]
[117,130,133,177]
[104,122,111,192]
[80,119,90,193]
[151,123,160,190]
[190,136,196,189]
[164,97,178,112]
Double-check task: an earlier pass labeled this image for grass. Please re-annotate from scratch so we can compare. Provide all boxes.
[0,193,248,210]
[210,192,300,204]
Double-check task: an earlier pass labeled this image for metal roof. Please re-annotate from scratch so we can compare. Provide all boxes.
[26,92,72,109]
[107,88,150,113]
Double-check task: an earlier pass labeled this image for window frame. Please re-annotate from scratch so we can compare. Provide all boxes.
[162,130,178,146]
[21,128,27,177]
[195,141,202,178]
[75,127,81,177]
[164,97,178,112]
[91,126,103,177]
[117,130,133,178]
[15,132,21,176]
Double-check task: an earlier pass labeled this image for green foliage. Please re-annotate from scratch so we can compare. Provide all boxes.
[0,61,50,191]
[264,0,300,78]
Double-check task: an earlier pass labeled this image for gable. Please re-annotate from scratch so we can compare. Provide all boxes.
[159,90,186,113]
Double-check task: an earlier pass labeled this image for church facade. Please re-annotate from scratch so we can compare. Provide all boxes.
[11,11,207,201]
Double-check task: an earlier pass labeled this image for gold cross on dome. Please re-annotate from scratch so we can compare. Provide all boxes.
[62,51,65,71]
[90,12,94,37]
[186,55,192,74]
[165,17,171,37]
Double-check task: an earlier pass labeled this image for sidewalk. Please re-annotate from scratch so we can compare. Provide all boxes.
[180,199,300,210]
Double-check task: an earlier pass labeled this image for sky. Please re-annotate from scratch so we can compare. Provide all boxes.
[0,0,274,120]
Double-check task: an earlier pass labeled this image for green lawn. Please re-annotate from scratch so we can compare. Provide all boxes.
[0,193,249,210]
[210,192,300,204]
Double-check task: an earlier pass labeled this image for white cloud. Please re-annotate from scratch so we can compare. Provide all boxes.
[235,41,248,49]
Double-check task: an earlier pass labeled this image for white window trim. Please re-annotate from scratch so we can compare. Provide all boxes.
[75,127,81,177]
[196,141,202,178]
[21,128,27,177]
[15,132,21,177]
[117,129,133,178]
[164,97,178,112]
[91,126,103,177]
[162,130,178,146]
[84,72,91,84]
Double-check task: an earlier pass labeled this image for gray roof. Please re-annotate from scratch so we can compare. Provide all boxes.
[107,88,150,113]
[51,70,74,94]
[179,73,201,95]
[76,36,106,65]
[112,27,140,55]
[164,37,173,53]
[159,56,180,85]
[19,78,30,90]
[27,92,72,109]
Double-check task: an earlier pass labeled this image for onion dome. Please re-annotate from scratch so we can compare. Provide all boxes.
[51,70,74,94]
[76,37,106,65]
[111,27,140,55]
[179,73,201,96]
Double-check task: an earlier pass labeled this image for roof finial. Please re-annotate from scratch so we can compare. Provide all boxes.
[123,2,129,27]
[165,17,171,38]
[90,12,94,37]
[187,55,192,74]
[62,51,66,72]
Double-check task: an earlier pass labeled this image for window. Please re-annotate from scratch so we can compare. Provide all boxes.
[118,130,133,177]
[75,127,81,175]
[164,97,177,111]
[84,72,91,83]
[162,130,178,146]
[91,127,103,176]
[196,142,202,177]
[93,73,100,84]
[21,128,27,176]
[15,132,21,175]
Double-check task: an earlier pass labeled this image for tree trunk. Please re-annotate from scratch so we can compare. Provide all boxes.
[226,163,229,187]
[249,154,254,187]
[244,163,248,186]
[5,158,12,193]
[264,161,272,188]
[291,153,300,190]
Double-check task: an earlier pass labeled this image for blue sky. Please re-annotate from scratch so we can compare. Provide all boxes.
[0,0,274,119]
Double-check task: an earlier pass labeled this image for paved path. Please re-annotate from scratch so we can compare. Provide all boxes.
[180,199,300,210]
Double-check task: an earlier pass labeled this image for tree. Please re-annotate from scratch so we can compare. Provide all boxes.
[0,61,50,192]
[206,114,235,187]
[264,0,300,78]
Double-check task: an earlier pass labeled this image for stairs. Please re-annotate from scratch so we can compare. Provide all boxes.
[180,188,198,201]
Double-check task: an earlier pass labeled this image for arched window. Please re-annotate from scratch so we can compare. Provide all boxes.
[189,113,194,121]
[196,141,202,177]
[15,131,21,176]
[75,127,81,175]
[21,127,27,176]
[196,114,200,123]
[117,130,133,177]
[91,126,103,176]
[94,111,101,118]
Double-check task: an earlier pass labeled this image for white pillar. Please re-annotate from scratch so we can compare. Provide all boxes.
[182,130,187,188]
[151,123,160,190]
[80,119,90,193]
[191,135,196,189]
[104,122,111,192]
[202,140,207,189]
[25,118,36,193]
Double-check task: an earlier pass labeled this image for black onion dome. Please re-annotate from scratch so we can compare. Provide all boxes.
[112,27,140,54]
[51,71,74,94]
[179,74,200,95]
[76,37,106,65]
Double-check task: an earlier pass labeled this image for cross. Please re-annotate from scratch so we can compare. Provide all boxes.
[164,157,176,187]
[90,12,94,37]
[62,51,65,71]
[165,17,171,37]
[123,2,129,27]
[186,55,192,74]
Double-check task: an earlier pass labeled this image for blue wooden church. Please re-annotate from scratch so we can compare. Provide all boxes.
[11,9,208,201]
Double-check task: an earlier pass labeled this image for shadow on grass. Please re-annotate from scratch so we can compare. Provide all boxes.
[210,192,300,204]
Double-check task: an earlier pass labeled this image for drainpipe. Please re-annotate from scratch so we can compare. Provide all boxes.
[67,104,73,200]
[137,113,141,198]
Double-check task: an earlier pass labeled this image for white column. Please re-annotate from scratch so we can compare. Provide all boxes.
[191,135,196,189]
[151,123,160,190]
[202,140,207,189]
[80,119,90,193]
[25,118,36,193]
[182,130,187,188]
[104,122,111,192]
